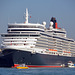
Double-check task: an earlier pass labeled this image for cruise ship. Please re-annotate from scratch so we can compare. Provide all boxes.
[0,8,75,68]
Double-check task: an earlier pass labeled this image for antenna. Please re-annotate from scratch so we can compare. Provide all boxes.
[25,8,28,23]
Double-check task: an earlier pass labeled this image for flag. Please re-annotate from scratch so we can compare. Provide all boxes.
[30,16,31,18]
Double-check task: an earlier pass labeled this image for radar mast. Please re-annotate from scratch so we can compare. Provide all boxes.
[25,8,28,23]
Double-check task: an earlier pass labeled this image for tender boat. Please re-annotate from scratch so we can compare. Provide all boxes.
[68,61,75,68]
[16,64,28,69]
[16,67,28,69]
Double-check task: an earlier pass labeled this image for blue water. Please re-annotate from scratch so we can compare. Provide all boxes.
[0,68,75,75]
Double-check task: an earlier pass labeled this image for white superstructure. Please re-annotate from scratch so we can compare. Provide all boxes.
[1,8,75,57]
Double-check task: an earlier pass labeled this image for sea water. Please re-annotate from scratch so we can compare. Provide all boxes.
[0,68,75,75]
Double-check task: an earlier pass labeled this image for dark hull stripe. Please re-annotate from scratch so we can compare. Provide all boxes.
[1,49,75,68]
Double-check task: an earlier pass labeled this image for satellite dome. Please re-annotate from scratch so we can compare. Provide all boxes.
[50,21,53,26]
[42,21,46,25]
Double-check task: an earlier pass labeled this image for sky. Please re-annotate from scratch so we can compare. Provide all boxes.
[0,0,75,46]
